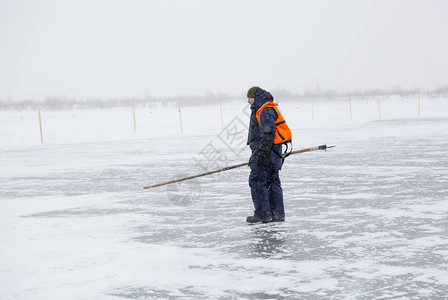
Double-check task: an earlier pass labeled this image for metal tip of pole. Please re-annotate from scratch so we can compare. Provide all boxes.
[318,144,336,151]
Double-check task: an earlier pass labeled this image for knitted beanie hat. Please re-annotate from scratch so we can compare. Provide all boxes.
[247,86,259,98]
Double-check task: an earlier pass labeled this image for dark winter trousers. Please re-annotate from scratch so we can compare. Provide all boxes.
[249,165,285,220]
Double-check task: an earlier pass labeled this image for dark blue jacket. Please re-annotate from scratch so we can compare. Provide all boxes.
[247,88,283,170]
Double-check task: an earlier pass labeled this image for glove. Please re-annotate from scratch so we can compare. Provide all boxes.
[256,149,269,166]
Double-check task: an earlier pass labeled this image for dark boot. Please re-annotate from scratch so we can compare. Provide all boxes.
[246,216,272,223]
[271,218,285,222]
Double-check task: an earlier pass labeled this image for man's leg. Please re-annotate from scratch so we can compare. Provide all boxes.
[269,169,285,221]
[249,165,271,219]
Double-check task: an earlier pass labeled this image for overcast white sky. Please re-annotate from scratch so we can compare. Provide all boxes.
[1,0,447,100]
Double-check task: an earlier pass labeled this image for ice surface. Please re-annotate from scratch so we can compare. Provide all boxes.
[1,97,448,299]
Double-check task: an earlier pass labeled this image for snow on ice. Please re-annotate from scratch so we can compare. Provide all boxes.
[1,97,448,299]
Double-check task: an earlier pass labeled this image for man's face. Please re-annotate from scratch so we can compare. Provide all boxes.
[247,97,255,105]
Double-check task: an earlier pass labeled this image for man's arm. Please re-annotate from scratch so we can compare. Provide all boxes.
[256,108,277,166]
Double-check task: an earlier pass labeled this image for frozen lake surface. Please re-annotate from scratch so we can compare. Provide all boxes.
[1,98,448,299]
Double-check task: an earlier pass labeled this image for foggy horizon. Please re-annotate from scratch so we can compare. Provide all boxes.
[1,0,447,101]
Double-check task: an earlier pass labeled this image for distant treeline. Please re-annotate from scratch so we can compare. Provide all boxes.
[1,86,447,110]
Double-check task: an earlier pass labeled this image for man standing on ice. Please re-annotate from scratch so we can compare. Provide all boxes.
[246,86,290,223]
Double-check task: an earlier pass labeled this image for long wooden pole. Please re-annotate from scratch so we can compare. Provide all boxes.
[38,104,43,144]
[144,162,248,190]
[143,144,334,190]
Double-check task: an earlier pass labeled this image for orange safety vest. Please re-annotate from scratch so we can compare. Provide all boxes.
[256,102,292,145]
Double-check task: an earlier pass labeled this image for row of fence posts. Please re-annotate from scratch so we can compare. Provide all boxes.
[35,97,424,144]
[348,96,421,121]
[34,101,226,144]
